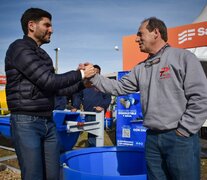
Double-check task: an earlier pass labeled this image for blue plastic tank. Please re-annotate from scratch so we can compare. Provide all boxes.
[0,116,11,138]
[60,146,147,179]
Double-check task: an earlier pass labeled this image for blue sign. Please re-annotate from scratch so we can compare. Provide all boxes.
[116,71,146,148]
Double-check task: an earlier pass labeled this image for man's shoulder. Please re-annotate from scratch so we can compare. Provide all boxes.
[165,46,196,59]
[17,37,34,45]
[9,39,29,50]
[10,36,37,47]
[168,46,191,54]
[166,46,199,65]
[8,37,37,56]
[9,38,23,47]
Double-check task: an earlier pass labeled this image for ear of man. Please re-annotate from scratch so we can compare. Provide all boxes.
[28,21,36,32]
[154,28,160,39]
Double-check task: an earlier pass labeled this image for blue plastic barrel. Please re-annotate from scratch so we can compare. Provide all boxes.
[53,111,83,152]
[0,116,11,138]
[60,146,147,179]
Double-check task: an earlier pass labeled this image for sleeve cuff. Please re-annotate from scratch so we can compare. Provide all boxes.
[80,70,84,79]
[177,127,191,137]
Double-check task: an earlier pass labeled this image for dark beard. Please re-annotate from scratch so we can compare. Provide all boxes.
[39,32,51,45]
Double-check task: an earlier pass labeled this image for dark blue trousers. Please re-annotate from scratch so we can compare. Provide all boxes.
[145,129,200,180]
[10,114,60,180]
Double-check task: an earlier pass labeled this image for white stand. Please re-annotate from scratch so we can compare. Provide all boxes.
[64,111,104,147]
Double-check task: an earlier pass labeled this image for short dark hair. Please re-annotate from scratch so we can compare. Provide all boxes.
[21,8,52,35]
[93,64,101,72]
[142,17,168,42]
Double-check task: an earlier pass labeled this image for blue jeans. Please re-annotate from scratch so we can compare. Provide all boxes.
[145,129,200,180]
[10,114,60,180]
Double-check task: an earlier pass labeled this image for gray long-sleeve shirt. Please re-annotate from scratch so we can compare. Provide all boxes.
[90,46,207,136]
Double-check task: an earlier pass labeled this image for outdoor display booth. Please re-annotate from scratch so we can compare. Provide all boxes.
[1,18,207,179]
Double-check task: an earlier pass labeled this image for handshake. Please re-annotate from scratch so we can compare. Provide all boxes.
[77,63,97,79]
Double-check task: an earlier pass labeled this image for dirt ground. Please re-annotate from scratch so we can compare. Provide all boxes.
[0,127,207,180]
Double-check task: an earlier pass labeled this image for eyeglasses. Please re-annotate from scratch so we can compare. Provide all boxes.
[144,58,160,67]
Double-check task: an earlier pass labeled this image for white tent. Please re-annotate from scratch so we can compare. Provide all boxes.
[193,5,207,23]
[188,5,207,61]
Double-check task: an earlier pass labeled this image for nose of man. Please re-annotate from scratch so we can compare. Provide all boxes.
[135,36,140,43]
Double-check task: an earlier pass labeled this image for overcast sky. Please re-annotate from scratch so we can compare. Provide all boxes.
[0,0,207,75]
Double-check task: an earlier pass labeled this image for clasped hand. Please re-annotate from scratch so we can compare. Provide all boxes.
[77,63,96,78]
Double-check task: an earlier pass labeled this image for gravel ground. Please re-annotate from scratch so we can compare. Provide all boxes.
[0,167,21,180]
[201,159,207,180]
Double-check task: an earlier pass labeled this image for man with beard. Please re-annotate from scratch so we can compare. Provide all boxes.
[5,8,95,180]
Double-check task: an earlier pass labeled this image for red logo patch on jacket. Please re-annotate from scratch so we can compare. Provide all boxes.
[160,66,171,79]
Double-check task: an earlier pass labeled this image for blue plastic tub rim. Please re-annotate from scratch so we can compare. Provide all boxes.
[60,146,145,163]
[0,116,10,125]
